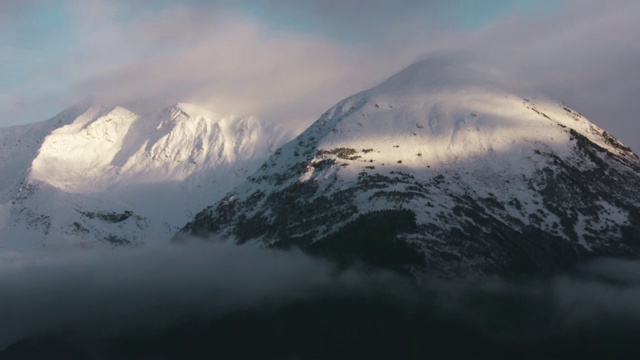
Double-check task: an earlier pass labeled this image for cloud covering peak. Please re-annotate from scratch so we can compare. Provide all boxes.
[1,0,639,152]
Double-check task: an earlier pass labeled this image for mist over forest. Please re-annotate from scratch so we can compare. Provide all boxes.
[2,240,640,359]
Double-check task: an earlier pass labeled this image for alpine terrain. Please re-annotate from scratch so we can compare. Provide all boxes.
[0,102,289,250]
[178,59,640,278]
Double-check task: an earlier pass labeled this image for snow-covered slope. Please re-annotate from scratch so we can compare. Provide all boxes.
[0,103,289,250]
[178,59,640,278]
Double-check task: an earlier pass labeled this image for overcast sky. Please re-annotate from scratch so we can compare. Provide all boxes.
[1,0,639,152]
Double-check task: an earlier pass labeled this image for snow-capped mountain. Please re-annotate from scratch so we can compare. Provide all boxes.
[0,102,290,250]
[178,59,640,278]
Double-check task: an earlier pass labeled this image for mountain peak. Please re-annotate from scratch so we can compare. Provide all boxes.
[178,60,640,279]
[372,55,509,96]
[161,102,220,122]
[1,101,291,249]
[314,59,638,167]
[109,105,135,115]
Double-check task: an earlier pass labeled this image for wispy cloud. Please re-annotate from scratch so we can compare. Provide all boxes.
[1,0,638,152]
[67,7,396,132]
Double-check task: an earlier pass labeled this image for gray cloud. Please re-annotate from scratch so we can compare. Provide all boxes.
[54,5,410,133]
[458,0,640,153]
[1,0,638,153]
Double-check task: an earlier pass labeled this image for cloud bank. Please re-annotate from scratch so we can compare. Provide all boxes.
[1,0,639,152]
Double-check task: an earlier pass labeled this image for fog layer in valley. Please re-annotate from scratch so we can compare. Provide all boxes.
[1,239,640,358]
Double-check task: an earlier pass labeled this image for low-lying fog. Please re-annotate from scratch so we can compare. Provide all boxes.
[0,241,407,348]
[1,240,640,358]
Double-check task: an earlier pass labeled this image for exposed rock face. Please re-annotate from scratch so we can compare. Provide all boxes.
[178,60,640,278]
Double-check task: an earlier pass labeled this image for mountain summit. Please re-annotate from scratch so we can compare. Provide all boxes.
[0,103,289,250]
[178,60,640,278]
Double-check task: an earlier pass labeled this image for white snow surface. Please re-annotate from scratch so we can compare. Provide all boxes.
[213,58,639,258]
[0,102,290,251]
